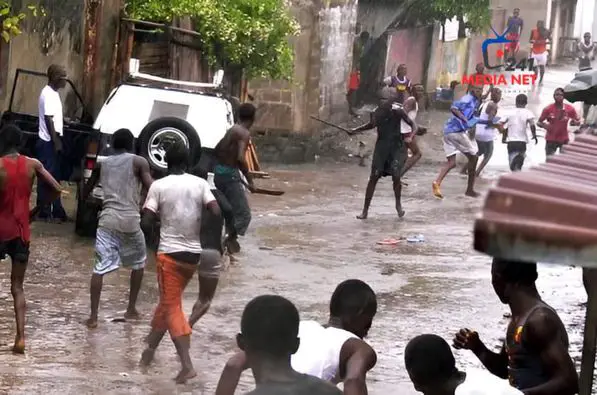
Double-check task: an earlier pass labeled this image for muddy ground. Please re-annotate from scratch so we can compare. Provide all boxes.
[0,64,591,394]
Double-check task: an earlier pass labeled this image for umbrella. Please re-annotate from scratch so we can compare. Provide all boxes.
[564,69,597,105]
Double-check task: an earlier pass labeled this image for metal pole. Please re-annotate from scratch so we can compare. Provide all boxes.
[546,0,553,29]
[579,268,597,395]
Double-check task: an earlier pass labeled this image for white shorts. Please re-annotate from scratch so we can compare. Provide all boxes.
[444,132,478,157]
[93,227,146,275]
[531,52,548,66]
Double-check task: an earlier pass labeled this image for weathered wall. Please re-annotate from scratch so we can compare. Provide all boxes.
[249,0,359,162]
[318,1,358,123]
[4,0,121,118]
[4,0,85,117]
[357,0,404,38]
[426,38,470,92]
[385,26,433,85]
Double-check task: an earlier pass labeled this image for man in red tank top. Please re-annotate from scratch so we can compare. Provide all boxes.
[0,125,61,354]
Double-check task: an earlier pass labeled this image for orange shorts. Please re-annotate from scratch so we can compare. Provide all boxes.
[150,253,196,338]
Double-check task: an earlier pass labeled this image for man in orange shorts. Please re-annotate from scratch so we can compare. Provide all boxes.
[139,141,221,383]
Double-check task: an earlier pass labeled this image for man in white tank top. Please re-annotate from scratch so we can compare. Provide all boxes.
[399,84,425,180]
[216,280,378,395]
[82,129,153,329]
[216,295,342,395]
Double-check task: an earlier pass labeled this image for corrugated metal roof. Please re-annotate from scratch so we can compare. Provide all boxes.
[474,134,597,267]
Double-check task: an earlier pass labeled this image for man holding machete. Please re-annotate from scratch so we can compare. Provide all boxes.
[349,87,417,219]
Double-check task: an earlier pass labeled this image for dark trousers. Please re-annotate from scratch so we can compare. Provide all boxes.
[35,139,66,220]
[214,172,251,238]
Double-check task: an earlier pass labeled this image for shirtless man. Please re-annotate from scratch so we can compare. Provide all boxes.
[216,295,342,395]
[351,87,417,219]
[217,279,378,395]
[214,103,256,255]
[453,259,578,394]
[83,129,153,329]
[0,124,62,353]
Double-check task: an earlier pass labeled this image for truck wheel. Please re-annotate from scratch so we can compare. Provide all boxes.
[75,185,99,238]
[138,117,201,173]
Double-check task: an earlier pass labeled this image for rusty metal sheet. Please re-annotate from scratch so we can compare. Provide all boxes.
[474,137,597,267]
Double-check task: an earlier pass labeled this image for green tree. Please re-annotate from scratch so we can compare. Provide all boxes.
[126,0,299,79]
[0,2,42,42]
[398,0,491,39]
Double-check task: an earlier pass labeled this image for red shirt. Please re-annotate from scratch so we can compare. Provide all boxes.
[539,103,579,143]
[531,28,548,54]
[348,71,360,90]
[0,155,32,243]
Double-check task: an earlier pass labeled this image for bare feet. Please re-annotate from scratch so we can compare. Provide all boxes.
[397,207,405,218]
[356,211,368,220]
[124,309,140,320]
[465,190,480,198]
[86,318,98,329]
[140,348,155,367]
[175,368,197,384]
[12,338,25,354]
[432,182,443,199]
[225,237,241,254]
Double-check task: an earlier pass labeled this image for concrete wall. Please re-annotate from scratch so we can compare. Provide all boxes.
[3,0,121,118]
[249,0,358,148]
[4,0,85,117]
[426,38,470,91]
[384,26,433,85]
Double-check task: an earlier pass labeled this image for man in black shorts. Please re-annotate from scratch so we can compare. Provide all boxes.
[350,87,417,219]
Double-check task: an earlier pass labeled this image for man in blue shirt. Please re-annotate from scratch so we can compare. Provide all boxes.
[432,86,482,199]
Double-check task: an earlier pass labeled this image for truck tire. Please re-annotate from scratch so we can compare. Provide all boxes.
[75,183,99,238]
[138,117,201,174]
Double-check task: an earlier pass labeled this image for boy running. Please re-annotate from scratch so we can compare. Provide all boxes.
[0,124,62,353]
[400,83,424,178]
[140,141,221,384]
[83,129,153,329]
[433,86,483,199]
[502,94,537,171]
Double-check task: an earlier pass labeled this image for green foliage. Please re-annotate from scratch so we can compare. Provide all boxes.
[0,3,43,42]
[125,0,300,79]
[398,0,491,36]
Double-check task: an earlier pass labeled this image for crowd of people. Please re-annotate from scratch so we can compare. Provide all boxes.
[0,9,593,392]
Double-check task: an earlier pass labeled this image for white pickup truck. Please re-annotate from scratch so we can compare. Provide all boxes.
[75,60,236,236]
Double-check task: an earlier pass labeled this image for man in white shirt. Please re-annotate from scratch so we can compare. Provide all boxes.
[502,94,537,171]
[405,334,523,395]
[35,64,67,222]
[139,141,221,384]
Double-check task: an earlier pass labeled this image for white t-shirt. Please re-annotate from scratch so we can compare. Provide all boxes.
[291,321,359,384]
[504,108,535,143]
[401,101,418,134]
[38,85,64,142]
[143,173,216,254]
[475,101,501,142]
[456,369,523,395]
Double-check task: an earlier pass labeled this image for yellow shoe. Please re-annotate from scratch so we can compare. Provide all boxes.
[432,181,443,199]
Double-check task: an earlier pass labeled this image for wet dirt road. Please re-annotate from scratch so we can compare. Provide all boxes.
[0,161,588,395]
[0,64,590,394]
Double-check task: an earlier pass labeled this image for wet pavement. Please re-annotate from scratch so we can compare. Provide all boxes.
[0,63,592,394]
